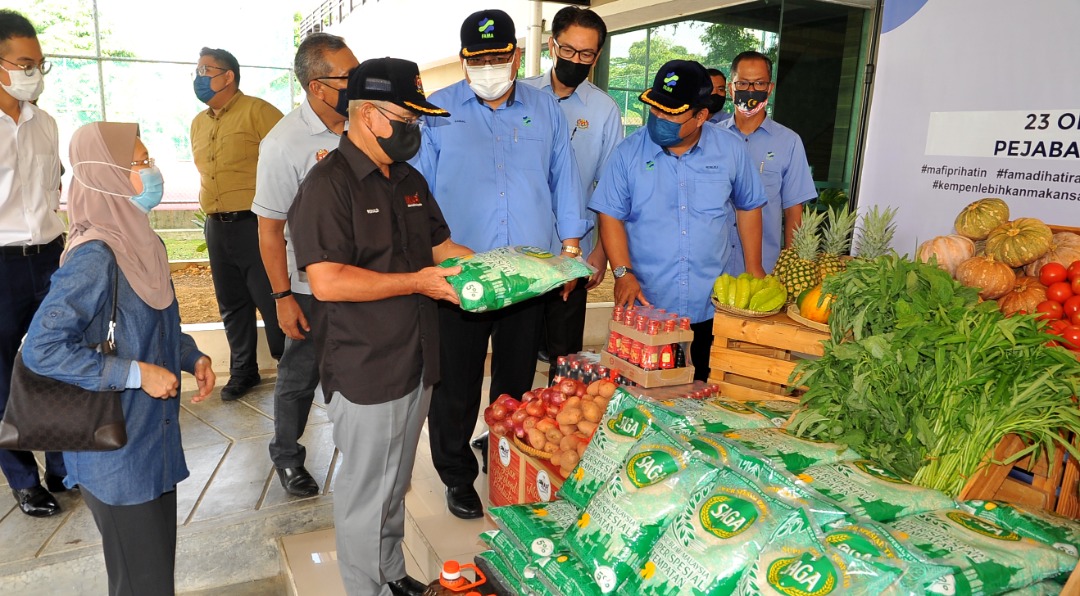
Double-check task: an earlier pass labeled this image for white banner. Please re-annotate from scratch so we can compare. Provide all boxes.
[857,0,1080,255]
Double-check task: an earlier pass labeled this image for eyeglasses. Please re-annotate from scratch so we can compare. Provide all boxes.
[732,80,772,91]
[314,75,348,89]
[0,56,52,76]
[373,104,419,127]
[194,64,228,77]
[464,53,516,68]
[551,38,598,65]
[131,157,155,168]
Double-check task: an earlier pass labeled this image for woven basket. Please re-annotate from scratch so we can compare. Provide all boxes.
[712,296,782,318]
[514,435,554,460]
[786,304,830,333]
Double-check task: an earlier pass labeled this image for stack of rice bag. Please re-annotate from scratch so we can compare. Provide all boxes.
[473,387,1080,595]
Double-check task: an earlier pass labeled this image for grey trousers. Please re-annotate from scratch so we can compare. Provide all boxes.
[327,382,431,596]
[269,292,320,468]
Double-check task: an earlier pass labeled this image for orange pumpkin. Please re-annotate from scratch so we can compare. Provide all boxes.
[917,235,976,277]
[997,276,1047,317]
[955,255,1016,300]
[798,285,833,323]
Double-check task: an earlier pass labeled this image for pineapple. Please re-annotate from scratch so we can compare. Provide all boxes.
[774,206,826,300]
[815,203,858,279]
[852,205,898,260]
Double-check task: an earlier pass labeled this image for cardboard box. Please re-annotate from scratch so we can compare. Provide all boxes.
[487,434,564,506]
[600,351,695,388]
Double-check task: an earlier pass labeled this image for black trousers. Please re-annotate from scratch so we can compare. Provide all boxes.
[690,320,714,383]
[0,240,66,489]
[269,293,320,469]
[205,216,284,378]
[83,488,178,596]
[429,299,543,488]
[541,281,587,362]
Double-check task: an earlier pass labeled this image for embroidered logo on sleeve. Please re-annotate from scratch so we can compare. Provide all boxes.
[316,149,329,161]
[405,193,423,207]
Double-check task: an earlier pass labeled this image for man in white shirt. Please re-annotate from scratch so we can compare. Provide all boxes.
[252,32,358,498]
[0,9,67,518]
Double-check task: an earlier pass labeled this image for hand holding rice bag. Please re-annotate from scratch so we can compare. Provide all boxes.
[563,429,721,593]
[439,246,594,312]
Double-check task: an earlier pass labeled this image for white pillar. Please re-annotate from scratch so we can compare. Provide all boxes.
[526,0,544,77]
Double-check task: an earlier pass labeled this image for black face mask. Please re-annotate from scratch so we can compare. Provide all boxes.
[706,93,726,115]
[375,119,422,162]
[328,85,350,118]
[553,57,591,89]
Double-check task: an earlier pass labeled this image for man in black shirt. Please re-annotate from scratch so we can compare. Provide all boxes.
[288,57,471,596]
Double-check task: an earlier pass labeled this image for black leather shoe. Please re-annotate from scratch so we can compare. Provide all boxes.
[470,431,489,451]
[446,485,483,519]
[221,374,260,401]
[537,350,551,364]
[12,486,61,517]
[276,466,319,498]
[45,473,70,493]
[387,575,426,596]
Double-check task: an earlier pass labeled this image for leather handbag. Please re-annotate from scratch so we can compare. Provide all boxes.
[0,268,126,452]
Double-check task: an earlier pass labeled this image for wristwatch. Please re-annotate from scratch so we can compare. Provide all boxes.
[612,266,635,279]
[271,289,293,300]
[561,245,582,257]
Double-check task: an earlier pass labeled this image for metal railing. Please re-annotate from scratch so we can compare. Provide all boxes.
[299,0,373,38]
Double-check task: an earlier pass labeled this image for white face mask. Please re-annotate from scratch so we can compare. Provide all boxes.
[1,67,44,102]
[464,61,515,101]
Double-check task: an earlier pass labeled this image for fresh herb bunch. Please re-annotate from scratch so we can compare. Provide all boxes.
[788,255,1080,496]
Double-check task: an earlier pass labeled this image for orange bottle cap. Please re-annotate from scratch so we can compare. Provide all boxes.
[441,560,462,581]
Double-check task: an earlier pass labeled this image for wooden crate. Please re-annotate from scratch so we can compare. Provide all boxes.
[958,434,1067,512]
[708,311,829,403]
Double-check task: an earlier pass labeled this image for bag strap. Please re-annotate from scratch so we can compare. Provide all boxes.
[104,254,119,350]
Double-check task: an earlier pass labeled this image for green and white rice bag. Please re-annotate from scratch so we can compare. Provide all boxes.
[479,530,529,584]
[489,499,580,559]
[796,460,955,522]
[1002,580,1067,595]
[688,433,737,468]
[651,397,772,434]
[475,549,535,596]
[628,467,811,595]
[533,553,607,596]
[563,429,721,594]
[722,428,860,474]
[736,515,905,596]
[889,509,1078,595]
[960,500,1080,558]
[558,388,659,509]
[823,521,954,592]
[439,245,594,312]
[744,400,800,428]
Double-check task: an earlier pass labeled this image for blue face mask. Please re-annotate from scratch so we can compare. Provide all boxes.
[129,166,165,213]
[193,75,219,104]
[646,112,686,147]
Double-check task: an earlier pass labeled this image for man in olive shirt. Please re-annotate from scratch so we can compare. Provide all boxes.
[288,58,472,596]
[190,47,284,400]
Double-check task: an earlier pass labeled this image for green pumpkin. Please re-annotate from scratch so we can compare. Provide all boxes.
[984,217,1053,267]
[954,198,1010,240]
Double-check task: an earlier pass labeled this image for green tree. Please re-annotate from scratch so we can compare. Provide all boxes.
[700,23,778,77]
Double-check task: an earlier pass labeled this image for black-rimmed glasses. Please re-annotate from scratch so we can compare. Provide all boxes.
[373,104,419,127]
[551,38,598,64]
[732,80,772,91]
[0,56,51,76]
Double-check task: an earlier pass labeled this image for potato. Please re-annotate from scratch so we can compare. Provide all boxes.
[542,441,559,454]
[527,428,547,449]
[576,440,588,458]
[535,417,557,433]
[597,380,617,399]
[551,450,563,467]
[559,422,578,436]
[577,419,598,436]
[546,428,564,444]
[561,449,580,470]
[560,434,579,452]
[563,396,581,410]
[586,380,603,396]
[556,407,582,426]
[581,401,603,423]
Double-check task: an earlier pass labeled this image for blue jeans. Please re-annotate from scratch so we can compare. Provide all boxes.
[268,292,320,468]
[0,240,67,489]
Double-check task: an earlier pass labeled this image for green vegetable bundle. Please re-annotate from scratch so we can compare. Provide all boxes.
[788,255,1080,497]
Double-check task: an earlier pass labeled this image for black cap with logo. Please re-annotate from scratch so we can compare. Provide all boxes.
[344,57,449,117]
[460,9,516,57]
[638,59,712,115]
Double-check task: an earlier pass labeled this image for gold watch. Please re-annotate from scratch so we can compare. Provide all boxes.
[561,245,582,257]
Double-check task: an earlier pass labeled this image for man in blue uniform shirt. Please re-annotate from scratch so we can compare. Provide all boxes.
[589,60,766,382]
[720,51,817,274]
[520,5,622,370]
[414,8,588,520]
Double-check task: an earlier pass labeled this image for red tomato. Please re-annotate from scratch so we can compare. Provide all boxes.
[1046,282,1075,303]
[1049,319,1071,334]
[1072,275,1080,296]
[1072,310,1080,326]
[1037,300,1064,320]
[1064,296,1080,319]
[1040,262,1069,285]
[1061,325,1080,351]
[1069,260,1080,282]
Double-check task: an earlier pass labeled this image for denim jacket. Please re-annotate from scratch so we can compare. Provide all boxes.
[22,241,205,506]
